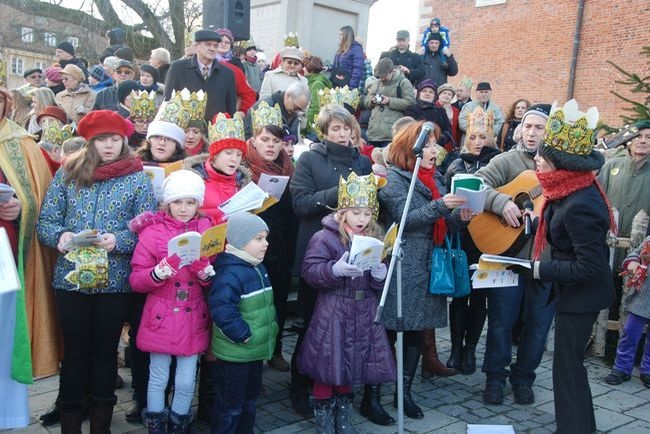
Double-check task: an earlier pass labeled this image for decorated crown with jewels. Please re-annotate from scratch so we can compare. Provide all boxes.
[41,120,74,146]
[467,105,494,136]
[458,75,473,89]
[318,86,360,111]
[156,88,206,128]
[336,172,386,219]
[545,99,599,156]
[208,112,245,144]
[251,101,283,133]
[130,90,157,120]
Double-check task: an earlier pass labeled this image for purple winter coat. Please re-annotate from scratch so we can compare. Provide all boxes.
[297,215,396,386]
[333,41,365,90]
[129,211,213,356]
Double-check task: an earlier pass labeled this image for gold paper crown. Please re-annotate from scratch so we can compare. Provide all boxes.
[318,86,361,111]
[41,120,74,146]
[283,32,299,48]
[251,101,283,133]
[458,75,473,89]
[336,172,385,219]
[545,99,599,156]
[130,90,157,120]
[208,112,246,144]
[467,106,494,136]
[156,88,206,128]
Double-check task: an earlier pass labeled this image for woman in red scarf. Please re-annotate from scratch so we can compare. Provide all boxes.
[379,121,473,419]
[509,100,616,434]
[245,122,295,372]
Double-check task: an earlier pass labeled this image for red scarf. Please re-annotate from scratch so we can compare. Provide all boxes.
[93,154,143,182]
[417,166,447,245]
[533,169,617,260]
[245,139,294,183]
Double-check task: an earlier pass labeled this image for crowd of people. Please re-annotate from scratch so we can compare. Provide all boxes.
[0,20,649,434]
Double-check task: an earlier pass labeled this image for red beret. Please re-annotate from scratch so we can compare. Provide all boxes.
[36,106,68,125]
[77,110,131,140]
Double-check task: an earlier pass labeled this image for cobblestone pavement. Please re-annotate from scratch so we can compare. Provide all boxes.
[12,320,650,433]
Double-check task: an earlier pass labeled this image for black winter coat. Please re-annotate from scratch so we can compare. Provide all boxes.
[380,49,424,86]
[538,184,616,313]
[164,55,237,121]
[289,141,372,275]
[422,50,458,86]
[404,99,454,147]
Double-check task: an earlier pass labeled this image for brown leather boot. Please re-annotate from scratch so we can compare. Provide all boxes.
[421,329,457,378]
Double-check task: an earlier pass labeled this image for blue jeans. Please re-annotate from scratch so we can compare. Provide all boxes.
[482,277,555,386]
[148,353,199,414]
[211,360,263,434]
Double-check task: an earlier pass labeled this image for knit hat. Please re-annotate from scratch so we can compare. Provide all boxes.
[56,41,75,56]
[418,79,437,94]
[634,119,650,131]
[437,83,456,97]
[147,120,186,146]
[537,99,604,172]
[139,64,159,83]
[118,80,141,104]
[44,66,63,84]
[521,103,551,123]
[427,32,444,46]
[431,18,441,25]
[476,82,491,91]
[216,28,234,44]
[162,169,205,206]
[36,106,68,125]
[77,110,132,140]
[88,65,109,82]
[226,212,269,249]
[60,64,85,82]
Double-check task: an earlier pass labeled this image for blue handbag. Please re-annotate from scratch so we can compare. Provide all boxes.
[428,235,455,296]
[450,233,471,298]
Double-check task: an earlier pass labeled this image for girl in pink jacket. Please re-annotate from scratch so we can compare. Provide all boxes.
[129,169,215,433]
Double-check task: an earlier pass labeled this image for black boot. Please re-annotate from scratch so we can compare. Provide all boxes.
[168,410,192,434]
[310,397,335,434]
[143,408,168,434]
[125,400,145,424]
[334,393,359,434]
[89,395,116,434]
[360,384,394,426]
[197,359,216,423]
[290,328,313,417]
[39,401,60,426]
[57,400,85,434]
[447,299,466,370]
[394,345,424,419]
[459,299,487,375]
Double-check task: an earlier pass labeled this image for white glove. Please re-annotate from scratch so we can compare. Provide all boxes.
[332,252,363,278]
[371,263,388,281]
[197,264,216,281]
[152,255,181,281]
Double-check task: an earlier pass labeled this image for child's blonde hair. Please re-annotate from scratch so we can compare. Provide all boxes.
[334,208,384,247]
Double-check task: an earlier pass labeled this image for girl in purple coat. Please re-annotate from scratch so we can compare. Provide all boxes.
[298,172,396,433]
[129,169,216,433]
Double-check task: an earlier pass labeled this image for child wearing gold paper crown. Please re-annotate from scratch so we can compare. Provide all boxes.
[128,169,215,433]
[297,172,396,433]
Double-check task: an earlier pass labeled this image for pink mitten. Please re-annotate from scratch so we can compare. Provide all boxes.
[152,254,181,281]
[189,257,215,281]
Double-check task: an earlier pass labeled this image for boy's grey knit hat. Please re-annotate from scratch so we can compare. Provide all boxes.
[226,212,269,249]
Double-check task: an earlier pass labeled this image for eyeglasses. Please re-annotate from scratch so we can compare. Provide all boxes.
[151,136,175,143]
[218,40,231,46]
[284,59,302,66]
[115,69,132,75]
[133,119,151,126]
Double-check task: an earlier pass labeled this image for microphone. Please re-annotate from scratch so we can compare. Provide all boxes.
[412,122,435,156]
[521,198,534,236]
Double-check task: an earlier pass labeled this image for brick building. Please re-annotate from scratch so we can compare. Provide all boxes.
[418,0,649,125]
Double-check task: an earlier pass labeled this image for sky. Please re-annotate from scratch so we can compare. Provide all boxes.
[366,0,420,65]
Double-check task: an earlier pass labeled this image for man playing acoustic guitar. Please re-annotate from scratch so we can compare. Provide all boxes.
[473,104,555,405]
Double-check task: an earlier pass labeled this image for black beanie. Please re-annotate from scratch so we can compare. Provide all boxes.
[114,46,134,62]
[427,33,444,45]
[56,41,75,56]
[118,80,141,104]
[139,64,160,83]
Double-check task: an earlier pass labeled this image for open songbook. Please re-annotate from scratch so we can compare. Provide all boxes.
[469,254,530,288]
[451,174,487,213]
[167,223,228,267]
[348,223,398,271]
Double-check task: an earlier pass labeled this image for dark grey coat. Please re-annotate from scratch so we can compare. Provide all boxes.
[378,166,464,330]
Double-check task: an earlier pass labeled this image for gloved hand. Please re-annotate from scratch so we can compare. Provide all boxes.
[506,262,534,280]
[152,254,181,281]
[189,257,215,281]
[371,263,388,281]
[332,252,363,278]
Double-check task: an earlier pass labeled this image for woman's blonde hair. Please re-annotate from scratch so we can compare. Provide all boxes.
[64,134,129,188]
[334,209,384,247]
[462,129,496,152]
[337,26,355,55]
[31,87,57,113]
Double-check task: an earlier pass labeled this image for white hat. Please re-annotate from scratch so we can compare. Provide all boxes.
[162,170,205,206]
[147,120,186,146]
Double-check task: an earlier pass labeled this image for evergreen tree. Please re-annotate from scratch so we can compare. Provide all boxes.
[607,46,650,125]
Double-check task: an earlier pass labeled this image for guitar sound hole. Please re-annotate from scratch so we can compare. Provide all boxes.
[513,193,533,211]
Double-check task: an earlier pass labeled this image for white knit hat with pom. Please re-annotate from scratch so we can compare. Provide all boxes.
[162,169,205,206]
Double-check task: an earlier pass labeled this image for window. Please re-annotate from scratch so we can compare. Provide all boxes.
[44,32,56,47]
[35,61,46,71]
[475,0,506,6]
[68,36,79,48]
[11,57,24,76]
[21,27,33,43]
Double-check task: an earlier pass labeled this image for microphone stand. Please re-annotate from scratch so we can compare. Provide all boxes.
[375,148,424,434]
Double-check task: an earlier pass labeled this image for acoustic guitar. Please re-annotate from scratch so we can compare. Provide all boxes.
[468,170,544,255]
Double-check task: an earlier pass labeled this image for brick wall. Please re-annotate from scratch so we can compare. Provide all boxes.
[418,0,649,125]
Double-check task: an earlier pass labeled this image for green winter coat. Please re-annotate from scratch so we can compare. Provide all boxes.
[305,73,332,135]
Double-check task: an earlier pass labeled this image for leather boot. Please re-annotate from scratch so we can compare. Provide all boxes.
[143,408,169,434]
[310,397,335,434]
[168,410,192,434]
[394,345,424,419]
[360,384,395,426]
[447,300,466,369]
[421,329,457,378]
[335,393,359,434]
[57,400,85,434]
[197,359,216,423]
[290,328,313,417]
[460,301,487,375]
[89,395,116,434]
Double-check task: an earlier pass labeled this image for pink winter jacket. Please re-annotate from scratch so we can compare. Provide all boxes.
[129,211,213,356]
